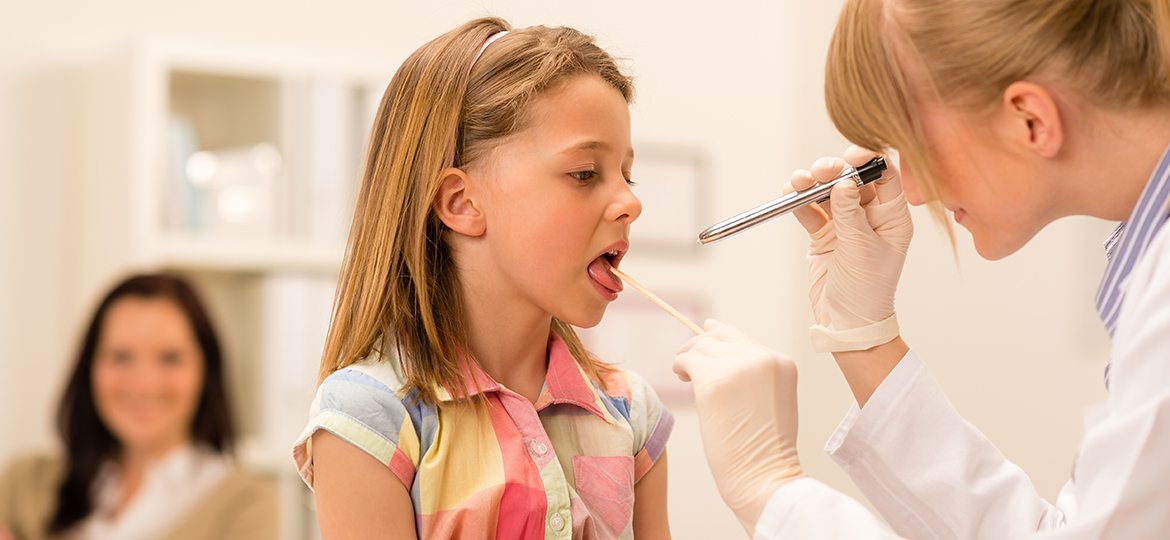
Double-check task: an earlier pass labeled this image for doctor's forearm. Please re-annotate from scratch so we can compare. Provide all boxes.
[831,336,909,407]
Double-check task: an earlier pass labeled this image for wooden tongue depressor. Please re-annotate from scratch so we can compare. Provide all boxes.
[608,266,704,335]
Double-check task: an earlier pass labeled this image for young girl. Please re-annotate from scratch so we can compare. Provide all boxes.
[293,17,673,539]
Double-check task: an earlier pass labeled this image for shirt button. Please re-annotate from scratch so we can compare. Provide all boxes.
[529,439,549,457]
[549,511,565,531]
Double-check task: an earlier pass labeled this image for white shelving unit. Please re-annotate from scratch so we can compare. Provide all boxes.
[79,39,387,540]
[80,39,384,276]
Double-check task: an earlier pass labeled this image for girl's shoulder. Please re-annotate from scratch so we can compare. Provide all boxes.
[590,361,672,431]
[314,349,416,419]
[591,361,652,406]
[294,351,423,490]
[326,347,409,390]
[587,361,674,476]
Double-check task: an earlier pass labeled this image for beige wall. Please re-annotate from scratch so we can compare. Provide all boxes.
[0,0,1113,538]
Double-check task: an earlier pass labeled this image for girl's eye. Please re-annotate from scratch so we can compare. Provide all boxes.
[624,176,637,187]
[570,170,598,183]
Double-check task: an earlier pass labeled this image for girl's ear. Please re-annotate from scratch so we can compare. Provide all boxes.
[434,167,486,236]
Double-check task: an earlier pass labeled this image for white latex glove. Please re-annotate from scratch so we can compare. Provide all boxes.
[786,146,913,352]
[673,319,803,536]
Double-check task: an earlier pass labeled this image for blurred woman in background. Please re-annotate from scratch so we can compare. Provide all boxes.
[0,273,276,540]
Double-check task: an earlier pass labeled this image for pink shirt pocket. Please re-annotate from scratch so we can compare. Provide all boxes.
[572,455,635,538]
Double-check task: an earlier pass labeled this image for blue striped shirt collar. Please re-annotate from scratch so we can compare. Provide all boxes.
[1094,143,1170,339]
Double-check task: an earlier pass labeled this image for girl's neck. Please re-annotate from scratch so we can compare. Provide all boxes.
[459,282,553,403]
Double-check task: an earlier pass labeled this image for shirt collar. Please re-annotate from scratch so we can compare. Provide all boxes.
[1095,142,1170,337]
[435,332,614,424]
[93,444,211,514]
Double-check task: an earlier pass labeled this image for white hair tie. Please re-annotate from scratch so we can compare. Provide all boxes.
[471,31,508,68]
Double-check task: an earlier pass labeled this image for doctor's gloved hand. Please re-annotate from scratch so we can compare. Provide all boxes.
[786,146,913,352]
[673,320,804,536]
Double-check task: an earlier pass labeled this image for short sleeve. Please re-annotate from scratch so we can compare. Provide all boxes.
[620,370,674,482]
[293,361,420,490]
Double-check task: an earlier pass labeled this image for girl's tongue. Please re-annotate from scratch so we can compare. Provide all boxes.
[587,256,623,293]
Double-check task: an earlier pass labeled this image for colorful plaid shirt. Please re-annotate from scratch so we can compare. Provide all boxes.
[293,332,673,539]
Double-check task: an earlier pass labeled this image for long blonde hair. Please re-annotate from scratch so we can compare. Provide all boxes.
[319,17,632,404]
[824,0,1170,222]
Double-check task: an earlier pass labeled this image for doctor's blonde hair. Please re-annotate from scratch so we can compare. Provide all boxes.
[319,18,632,404]
[825,0,1170,223]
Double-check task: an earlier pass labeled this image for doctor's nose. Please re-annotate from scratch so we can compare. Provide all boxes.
[899,156,926,206]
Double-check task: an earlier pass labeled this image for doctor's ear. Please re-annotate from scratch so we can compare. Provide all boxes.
[433,167,486,237]
[1001,81,1063,158]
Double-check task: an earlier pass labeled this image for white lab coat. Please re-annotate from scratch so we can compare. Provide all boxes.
[756,224,1170,539]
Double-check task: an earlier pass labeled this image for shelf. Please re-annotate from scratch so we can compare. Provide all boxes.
[161,69,375,257]
[153,232,344,274]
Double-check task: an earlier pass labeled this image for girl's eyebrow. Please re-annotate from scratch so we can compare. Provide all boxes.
[559,140,635,160]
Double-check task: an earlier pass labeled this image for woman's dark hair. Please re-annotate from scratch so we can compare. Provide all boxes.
[49,273,235,533]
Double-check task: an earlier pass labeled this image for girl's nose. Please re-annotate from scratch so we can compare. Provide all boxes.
[609,181,642,223]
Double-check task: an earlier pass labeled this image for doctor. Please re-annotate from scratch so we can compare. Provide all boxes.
[674,0,1170,538]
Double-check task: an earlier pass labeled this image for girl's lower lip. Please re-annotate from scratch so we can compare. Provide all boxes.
[954,209,966,224]
[588,273,619,301]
